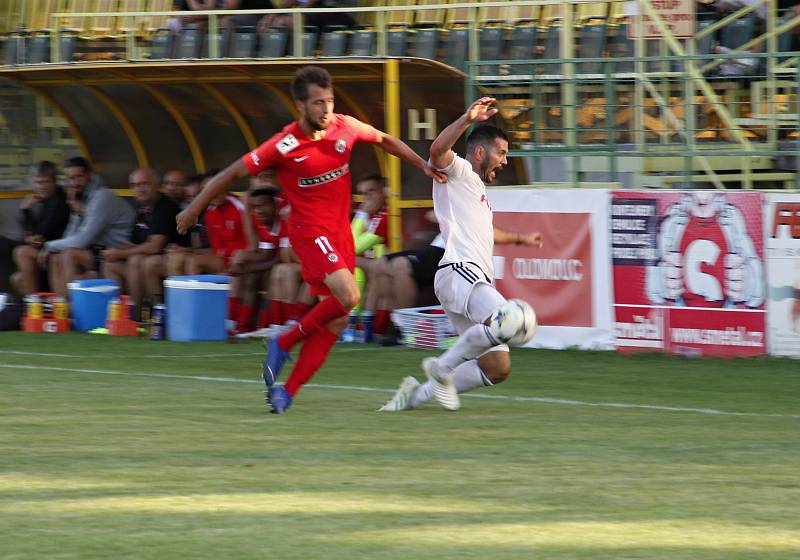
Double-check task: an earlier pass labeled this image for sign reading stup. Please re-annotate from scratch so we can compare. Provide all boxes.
[629,0,696,39]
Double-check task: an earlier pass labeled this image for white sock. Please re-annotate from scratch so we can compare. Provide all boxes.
[438,323,497,372]
[452,360,492,393]
[410,360,491,407]
[410,380,432,408]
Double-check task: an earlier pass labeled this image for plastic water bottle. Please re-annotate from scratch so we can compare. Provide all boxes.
[360,310,373,343]
[341,310,357,343]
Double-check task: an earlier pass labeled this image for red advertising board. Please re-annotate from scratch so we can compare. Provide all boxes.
[611,191,766,357]
[494,211,593,328]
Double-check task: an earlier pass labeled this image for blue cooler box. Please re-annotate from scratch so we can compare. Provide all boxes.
[164,275,230,341]
[68,279,120,331]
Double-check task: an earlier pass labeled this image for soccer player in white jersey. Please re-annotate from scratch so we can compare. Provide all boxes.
[380,97,542,412]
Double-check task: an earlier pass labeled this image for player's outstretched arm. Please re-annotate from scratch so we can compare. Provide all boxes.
[376,132,447,183]
[430,97,498,170]
[493,226,543,248]
[176,159,250,235]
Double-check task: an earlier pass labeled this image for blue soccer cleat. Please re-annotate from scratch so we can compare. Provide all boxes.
[262,337,290,388]
[267,386,293,414]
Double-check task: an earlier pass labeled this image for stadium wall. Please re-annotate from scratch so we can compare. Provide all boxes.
[489,188,800,359]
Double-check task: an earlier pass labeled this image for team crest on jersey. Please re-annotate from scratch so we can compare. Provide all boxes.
[276,134,299,155]
[335,139,346,153]
[328,253,339,263]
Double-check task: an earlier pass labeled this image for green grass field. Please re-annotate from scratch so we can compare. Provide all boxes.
[1,331,798,559]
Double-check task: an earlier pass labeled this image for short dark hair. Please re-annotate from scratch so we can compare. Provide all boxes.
[466,125,509,153]
[355,174,386,188]
[31,160,57,180]
[249,188,277,201]
[291,66,332,102]
[64,156,92,173]
[188,174,205,184]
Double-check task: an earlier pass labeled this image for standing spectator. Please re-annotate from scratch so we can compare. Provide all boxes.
[11,161,71,297]
[102,168,181,316]
[42,157,135,297]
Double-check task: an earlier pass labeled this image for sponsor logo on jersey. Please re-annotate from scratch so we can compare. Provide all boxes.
[328,253,339,263]
[276,133,299,155]
[335,139,346,153]
[293,155,310,163]
[298,163,349,187]
[250,151,261,167]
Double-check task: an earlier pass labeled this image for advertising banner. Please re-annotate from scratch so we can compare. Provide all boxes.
[765,193,800,357]
[611,191,766,357]
[489,189,614,350]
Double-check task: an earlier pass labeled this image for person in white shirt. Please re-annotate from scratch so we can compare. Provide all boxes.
[380,97,542,412]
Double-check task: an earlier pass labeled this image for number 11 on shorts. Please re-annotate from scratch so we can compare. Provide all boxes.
[314,235,334,254]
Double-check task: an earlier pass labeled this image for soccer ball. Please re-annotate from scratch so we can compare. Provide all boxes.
[489,299,537,346]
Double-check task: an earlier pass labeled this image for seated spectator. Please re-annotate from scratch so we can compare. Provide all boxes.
[264,243,315,328]
[102,168,182,317]
[370,229,444,344]
[219,0,274,29]
[351,175,388,323]
[162,169,190,209]
[258,0,355,32]
[42,157,135,297]
[11,161,70,297]
[228,188,284,332]
[163,172,212,278]
[171,0,272,34]
[187,184,252,326]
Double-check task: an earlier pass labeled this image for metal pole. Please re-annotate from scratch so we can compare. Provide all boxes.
[384,59,403,252]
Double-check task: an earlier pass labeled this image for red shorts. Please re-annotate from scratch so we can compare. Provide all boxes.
[290,229,355,296]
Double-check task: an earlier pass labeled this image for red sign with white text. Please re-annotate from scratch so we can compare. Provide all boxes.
[611,191,765,356]
[494,212,593,327]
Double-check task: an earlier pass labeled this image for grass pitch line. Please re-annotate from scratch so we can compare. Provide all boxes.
[2,362,798,419]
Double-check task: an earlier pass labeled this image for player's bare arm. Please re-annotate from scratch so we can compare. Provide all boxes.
[493,226,543,248]
[430,97,499,170]
[176,160,250,234]
[376,132,447,183]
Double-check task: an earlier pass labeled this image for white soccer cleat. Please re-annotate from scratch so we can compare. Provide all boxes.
[378,376,420,412]
[422,357,460,411]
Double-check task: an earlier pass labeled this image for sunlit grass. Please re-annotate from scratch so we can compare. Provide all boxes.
[1,332,798,559]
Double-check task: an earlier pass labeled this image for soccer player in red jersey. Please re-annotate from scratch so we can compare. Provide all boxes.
[177,66,446,413]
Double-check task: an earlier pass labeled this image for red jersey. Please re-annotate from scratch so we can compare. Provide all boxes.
[255,216,287,251]
[367,207,388,239]
[204,195,249,262]
[242,114,380,235]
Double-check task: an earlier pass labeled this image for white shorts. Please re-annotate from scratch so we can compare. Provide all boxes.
[433,262,509,355]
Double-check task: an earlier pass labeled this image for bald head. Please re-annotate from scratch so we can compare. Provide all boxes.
[129,168,161,205]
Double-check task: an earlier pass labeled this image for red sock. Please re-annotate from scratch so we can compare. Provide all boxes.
[267,300,281,325]
[237,304,254,332]
[228,297,241,322]
[295,302,312,318]
[373,309,391,335]
[278,297,348,352]
[278,301,289,325]
[283,327,338,397]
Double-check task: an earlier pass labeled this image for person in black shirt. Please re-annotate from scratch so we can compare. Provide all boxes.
[102,168,181,315]
[11,161,70,296]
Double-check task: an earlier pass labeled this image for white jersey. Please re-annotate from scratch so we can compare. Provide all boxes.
[433,153,494,281]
